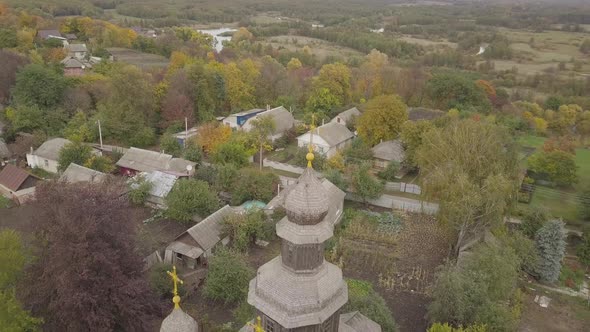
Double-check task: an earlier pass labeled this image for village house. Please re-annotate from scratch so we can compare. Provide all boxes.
[223,108,266,129]
[116,147,196,177]
[241,106,295,141]
[26,138,99,173]
[371,139,406,170]
[0,164,39,203]
[66,43,88,60]
[61,57,90,77]
[137,170,178,208]
[59,163,106,184]
[173,127,199,147]
[297,122,354,158]
[331,107,361,127]
[164,205,234,269]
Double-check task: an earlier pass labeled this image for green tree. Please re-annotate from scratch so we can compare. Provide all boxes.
[428,244,519,331]
[0,230,42,331]
[57,141,93,173]
[13,64,67,109]
[6,105,45,133]
[165,179,219,222]
[212,141,251,168]
[416,120,519,255]
[203,248,254,304]
[128,176,153,206]
[324,169,348,191]
[428,323,487,332]
[222,209,271,252]
[304,87,340,121]
[63,112,95,142]
[83,155,115,173]
[534,219,566,283]
[160,134,182,157]
[426,72,491,113]
[183,141,202,164]
[577,233,590,268]
[357,95,408,146]
[249,116,275,170]
[520,209,549,238]
[231,168,280,205]
[344,279,396,332]
[350,163,384,205]
[312,63,351,106]
[400,120,435,168]
[527,151,578,186]
[0,28,17,48]
[377,161,400,181]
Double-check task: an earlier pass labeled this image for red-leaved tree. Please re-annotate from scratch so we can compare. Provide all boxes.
[22,180,162,331]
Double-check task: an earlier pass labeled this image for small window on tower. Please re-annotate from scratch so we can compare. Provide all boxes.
[264,317,276,332]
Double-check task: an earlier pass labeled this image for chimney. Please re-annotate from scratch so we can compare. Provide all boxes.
[266,104,270,111]
[30,146,34,155]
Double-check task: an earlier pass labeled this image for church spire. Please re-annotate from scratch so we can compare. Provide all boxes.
[167,265,184,309]
[159,266,199,332]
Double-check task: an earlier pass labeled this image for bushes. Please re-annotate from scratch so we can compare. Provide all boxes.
[377,161,400,181]
[203,249,254,304]
[230,168,279,205]
[344,279,397,332]
[149,263,186,298]
[527,151,578,187]
[165,179,219,222]
[128,176,153,205]
[222,209,273,252]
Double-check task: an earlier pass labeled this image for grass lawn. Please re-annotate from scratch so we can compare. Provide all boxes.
[0,196,13,209]
[518,135,547,149]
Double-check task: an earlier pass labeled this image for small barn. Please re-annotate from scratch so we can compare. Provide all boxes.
[59,163,106,184]
[371,140,405,170]
[331,107,361,127]
[140,171,178,208]
[297,122,354,158]
[116,147,196,177]
[164,205,234,269]
[0,165,39,203]
[223,108,265,129]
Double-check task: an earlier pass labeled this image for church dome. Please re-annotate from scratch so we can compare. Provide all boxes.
[284,168,330,225]
[160,296,199,332]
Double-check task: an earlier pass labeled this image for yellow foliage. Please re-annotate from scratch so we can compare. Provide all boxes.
[522,111,533,120]
[233,27,254,42]
[533,117,548,134]
[287,57,302,71]
[168,51,193,73]
[16,28,34,52]
[196,123,232,154]
[357,94,408,146]
[448,108,460,118]
[327,152,346,172]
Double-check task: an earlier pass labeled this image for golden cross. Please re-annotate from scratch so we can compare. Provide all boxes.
[247,316,265,332]
[167,265,184,308]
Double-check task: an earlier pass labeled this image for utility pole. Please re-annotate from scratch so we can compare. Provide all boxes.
[184,117,188,149]
[97,120,103,149]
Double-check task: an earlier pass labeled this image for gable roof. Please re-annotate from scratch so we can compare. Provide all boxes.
[0,165,32,191]
[182,205,235,251]
[167,158,196,174]
[33,138,72,161]
[60,163,106,184]
[372,140,405,162]
[37,29,63,39]
[66,43,87,53]
[340,311,382,332]
[61,57,88,69]
[243,106,294,134]
[301,122,354,147]
[116,148,173,173]
[331,107,361,124]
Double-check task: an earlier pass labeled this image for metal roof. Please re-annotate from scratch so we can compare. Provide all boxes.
[299,122,354,147]
[243,106,295,135]
[37,29,62,39]
[339,311,382,332]
[116,147,173,173]
[0,164,31,191]
[66,43,87,53]
[143,171,177,199]
[331,107,361,124]
[60,163,106,184]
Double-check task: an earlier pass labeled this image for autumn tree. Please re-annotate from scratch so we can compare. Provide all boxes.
[222,60,260,110]
[426,72,491,113]
[312,63,351,106]
[196,122,232,154]
[22,181,161,331]
[357,94,408,146]
[416,120,519,255]
[304,87,340,121]
[233,27,254,43]
[212,140,251,168]
[527,150,578,186]
[355,49,389,100]
[160,69,195,129]
[397,65,429,106]
[250,115,276,170]
[0,50,29,104]
[165,179,219,222]
[84,155,115,173]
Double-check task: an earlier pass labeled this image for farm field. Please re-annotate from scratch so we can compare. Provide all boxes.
[335,209,450,332]
[107,48,170,68]
[399,36,457,49]
[262,35,364,60]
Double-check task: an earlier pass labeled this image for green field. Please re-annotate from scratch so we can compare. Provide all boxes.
[518,135,547,149]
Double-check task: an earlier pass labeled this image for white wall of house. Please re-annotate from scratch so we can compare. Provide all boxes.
[26,154,59,173]
[222,116,239,129]
[297,134,352,158]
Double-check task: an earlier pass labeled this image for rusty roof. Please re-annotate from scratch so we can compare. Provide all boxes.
[0,164,31,191]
